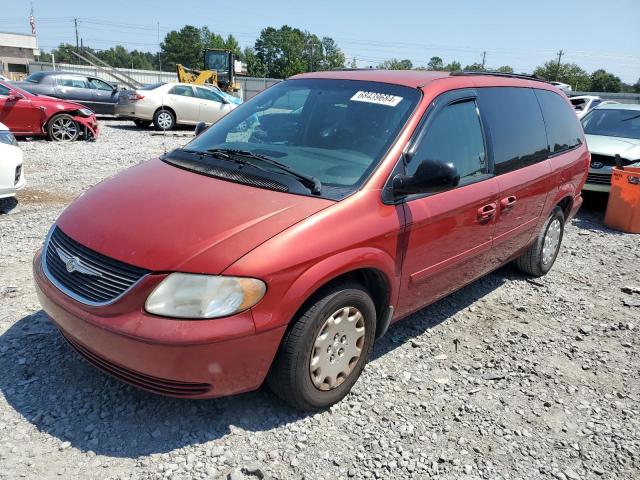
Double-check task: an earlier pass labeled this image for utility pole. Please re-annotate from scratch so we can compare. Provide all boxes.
[555,49,564,81]
[74,18,79,50]
[309,40,314,72]
[481,51,486,70]
[157,21,162,73]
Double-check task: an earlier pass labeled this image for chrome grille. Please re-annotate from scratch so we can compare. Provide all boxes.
[44,226,149,305]
[586,173,612,186]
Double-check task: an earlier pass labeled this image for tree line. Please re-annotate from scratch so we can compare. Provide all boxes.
[39,25,639,93]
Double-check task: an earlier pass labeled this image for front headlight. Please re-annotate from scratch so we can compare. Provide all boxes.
[0,131,18,146]
[77,108,94,117]
[145,273,266,319]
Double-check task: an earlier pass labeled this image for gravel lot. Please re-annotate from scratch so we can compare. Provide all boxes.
[0,120,638,480]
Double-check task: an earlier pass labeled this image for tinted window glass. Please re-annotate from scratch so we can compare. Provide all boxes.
[88,78,113,91]
[26,72,46,83]
[195,87,223,102]
[478,87,548,175]
[582,108,640,140]
[409,100,486,181]
[57,76,89,88]
[0,84,10,96]
[169,85,194,97]
[534,89,583,155]
[140,82,166,90]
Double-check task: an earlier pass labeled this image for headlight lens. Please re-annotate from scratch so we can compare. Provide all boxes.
[78,108,94,117]
[0,131,18,146]
[145,273,266,319]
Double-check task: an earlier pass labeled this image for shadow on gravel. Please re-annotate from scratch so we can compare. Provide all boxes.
[0,268,512,458]
[105,123,194,133]
[571,191,625,235]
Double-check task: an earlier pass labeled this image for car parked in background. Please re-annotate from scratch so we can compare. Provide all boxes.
[13,71,120,115]
[550,81,572,92]
[0,121,26,201]
[0,80,98,141]
[115,82,239,130]
[34,70,588,410]
[582,103,640,192]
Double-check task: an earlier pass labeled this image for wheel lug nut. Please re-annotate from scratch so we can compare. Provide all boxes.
[341,335,347,343]
[338,348,344,356]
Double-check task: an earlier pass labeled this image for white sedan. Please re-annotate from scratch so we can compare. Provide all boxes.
[115,82,239,130]
[0,122,26,202]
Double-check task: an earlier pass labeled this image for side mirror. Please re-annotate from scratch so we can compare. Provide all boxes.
[393,158,460,196]
[7,91,25,102]
[194,121,208,137]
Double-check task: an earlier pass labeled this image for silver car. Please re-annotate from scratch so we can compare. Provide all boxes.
[115,82,239,130]
[582,104,640,192]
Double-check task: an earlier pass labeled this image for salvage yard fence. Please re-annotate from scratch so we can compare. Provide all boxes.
[28,61,281,100]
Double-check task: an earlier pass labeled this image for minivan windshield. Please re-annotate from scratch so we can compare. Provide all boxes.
[183,78,421,199]
[582,108,640,140]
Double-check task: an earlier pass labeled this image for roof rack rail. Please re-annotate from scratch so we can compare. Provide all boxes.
[450,71,549,83]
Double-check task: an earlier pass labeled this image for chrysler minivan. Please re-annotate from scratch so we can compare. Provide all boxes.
[33,70,588,410]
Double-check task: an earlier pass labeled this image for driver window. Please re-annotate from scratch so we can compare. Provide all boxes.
[408,99,486,182]
[89,78,113,91]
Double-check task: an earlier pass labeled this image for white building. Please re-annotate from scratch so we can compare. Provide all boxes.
[0,31,39,79]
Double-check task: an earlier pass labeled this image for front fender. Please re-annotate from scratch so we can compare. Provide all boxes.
[247,247,400,333]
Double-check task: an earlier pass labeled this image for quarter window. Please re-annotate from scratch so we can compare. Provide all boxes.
[408,99,487,182]
[534,89,583,155]
[169,85,194,97]
[478,87,548,175]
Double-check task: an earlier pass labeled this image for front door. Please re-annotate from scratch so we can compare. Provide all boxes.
[194,86,234,124]
[0,84,34,133]
[398,90,499,317]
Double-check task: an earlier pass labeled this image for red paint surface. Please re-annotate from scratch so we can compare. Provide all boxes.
[34,71,589,398]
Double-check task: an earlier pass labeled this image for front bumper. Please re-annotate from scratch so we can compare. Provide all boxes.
[583,168,612,193]
[33,250,285,399]
[0,151,26,199]
[74,115,99,140]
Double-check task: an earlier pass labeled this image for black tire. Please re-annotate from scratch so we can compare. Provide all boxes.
[153,108,175,131]
[133,120,151,128]
[267,282,376,410]
[47,114,80,141]
[516,206,565,277]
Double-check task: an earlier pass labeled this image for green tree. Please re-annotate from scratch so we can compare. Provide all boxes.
[161,25,203,70]
[464,62,484,72]
[319,37,346,71]
[589,69,622,92]
[243,47,267,77]
[377,58,413,70]
[495,65,514,73]
[443,61,462,72]
[255,26,308,78]
[427,56,444,71]
[534,61,590,90]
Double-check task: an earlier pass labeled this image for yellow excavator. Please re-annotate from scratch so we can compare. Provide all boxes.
[176,48,247,93]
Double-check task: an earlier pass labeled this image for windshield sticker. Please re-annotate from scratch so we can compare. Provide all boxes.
[350,91,403,107]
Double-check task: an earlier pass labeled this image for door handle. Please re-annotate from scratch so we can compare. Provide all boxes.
[500,195,517,210]
[477,203,497,222]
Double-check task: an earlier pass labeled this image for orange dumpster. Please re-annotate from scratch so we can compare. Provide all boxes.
[604,166,640,234]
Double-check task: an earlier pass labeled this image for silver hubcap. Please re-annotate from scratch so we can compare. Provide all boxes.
[51,118,78,141]
[309,307,366,391]
[157,112,173,129]
[542,218,562,265]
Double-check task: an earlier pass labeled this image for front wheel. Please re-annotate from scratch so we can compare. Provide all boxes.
[47,114,80,141]
[267,283,376,410]
[516,206,565,277]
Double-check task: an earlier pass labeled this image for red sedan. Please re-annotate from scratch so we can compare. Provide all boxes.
[0,80,98,141]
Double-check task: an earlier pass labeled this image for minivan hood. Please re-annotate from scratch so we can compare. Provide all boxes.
[585,134,640,160]
[57,159,334,272]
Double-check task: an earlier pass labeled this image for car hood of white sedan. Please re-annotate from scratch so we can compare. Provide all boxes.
[585,134,640,160]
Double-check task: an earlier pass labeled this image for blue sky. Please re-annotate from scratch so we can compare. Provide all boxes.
[2,0,639,82]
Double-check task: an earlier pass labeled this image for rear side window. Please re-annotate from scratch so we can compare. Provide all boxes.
[169,85,194,97]
[408,99,487,181]
[478,87,548,175]
[534,89,583,155]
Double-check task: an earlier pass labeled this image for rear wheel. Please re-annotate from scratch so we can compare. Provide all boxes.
[133,120,151,128]
[267,282,376,410]
[47,114,79,141]
[516,206,565,276]
[153,109,175,131]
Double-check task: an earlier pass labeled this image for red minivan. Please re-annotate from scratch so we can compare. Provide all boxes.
[33,70,588,409]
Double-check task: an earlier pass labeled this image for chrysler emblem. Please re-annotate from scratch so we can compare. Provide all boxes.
[591,161,604,169]
[55,247,103,277]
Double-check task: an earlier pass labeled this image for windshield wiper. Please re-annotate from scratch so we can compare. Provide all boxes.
[207,148,322,195]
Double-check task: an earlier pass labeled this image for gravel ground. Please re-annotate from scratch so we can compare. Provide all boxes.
[0,120,638,480]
